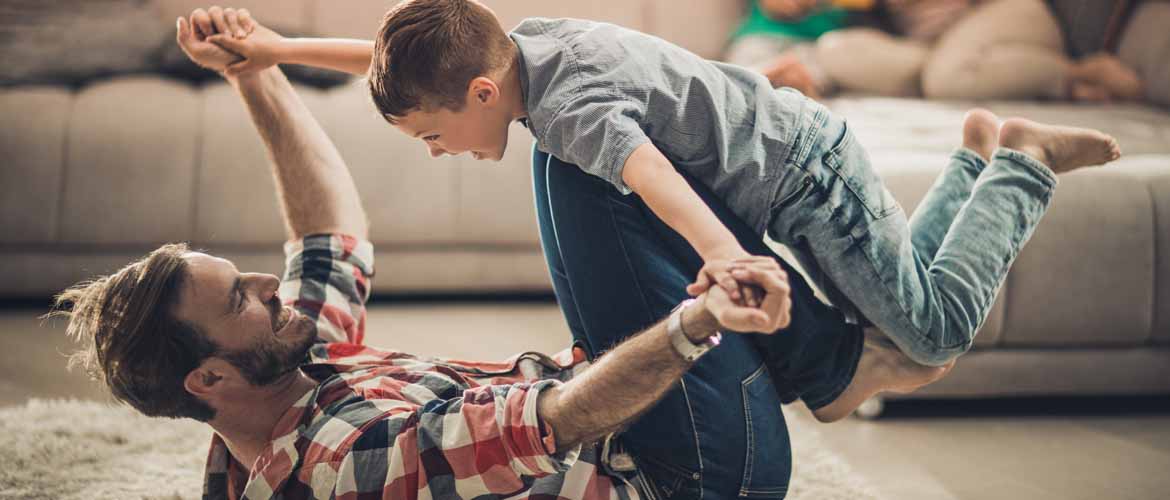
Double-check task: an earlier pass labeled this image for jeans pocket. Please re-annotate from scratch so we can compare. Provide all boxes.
[637,453,702,500]
[821,122,901,221]
[739,364,792,498]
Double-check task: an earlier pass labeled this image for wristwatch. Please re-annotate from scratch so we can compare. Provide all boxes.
[667,298,722,362]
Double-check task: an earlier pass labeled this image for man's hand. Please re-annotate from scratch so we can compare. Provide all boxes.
[760,0,819,21]
[176,13,241,73]
[699,256,792,333]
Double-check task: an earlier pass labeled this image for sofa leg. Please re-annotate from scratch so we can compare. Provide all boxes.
[854,396,885,419]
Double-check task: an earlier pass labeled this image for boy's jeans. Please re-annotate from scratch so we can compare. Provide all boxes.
[533,147,862,500]
[771,104,1057,366]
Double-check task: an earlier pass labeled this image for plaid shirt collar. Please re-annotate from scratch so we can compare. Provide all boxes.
[203,379,318,499]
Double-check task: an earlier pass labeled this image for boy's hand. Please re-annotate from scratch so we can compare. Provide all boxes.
[205,13,286,78]
[701,256,792,333]
[688,247,766,307]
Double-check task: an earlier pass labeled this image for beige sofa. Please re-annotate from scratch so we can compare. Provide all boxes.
[2,0,1168,404]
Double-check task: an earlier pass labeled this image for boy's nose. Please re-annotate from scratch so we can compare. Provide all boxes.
[427,144,447,158]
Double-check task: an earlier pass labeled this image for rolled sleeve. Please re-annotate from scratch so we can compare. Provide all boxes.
[467,379,581,477]
[279,234,375,345]
[541,92,651,195]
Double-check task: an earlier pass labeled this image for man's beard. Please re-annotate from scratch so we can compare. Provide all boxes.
[220,325,316,386]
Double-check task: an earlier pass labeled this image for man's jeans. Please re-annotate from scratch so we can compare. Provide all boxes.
[533,147,863,499]
[769,105,1057,367]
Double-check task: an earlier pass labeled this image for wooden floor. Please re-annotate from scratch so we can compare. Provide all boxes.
[4,302,1169,499]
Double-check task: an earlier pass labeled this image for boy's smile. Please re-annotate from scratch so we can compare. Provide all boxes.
[390,70,528,163]
[391,74,526,163]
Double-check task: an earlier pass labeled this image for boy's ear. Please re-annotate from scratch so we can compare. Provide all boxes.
[468,76,499,105]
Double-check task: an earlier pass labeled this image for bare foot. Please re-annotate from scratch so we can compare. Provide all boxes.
[998,118,1121,174]
[812,328,954,423]
[962,108,1000,162]
[1070,81,1112,103]
[758,53,821,99]
[1071,53,1144,101]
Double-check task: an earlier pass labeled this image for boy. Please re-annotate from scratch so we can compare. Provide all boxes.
[204,0,1119,368]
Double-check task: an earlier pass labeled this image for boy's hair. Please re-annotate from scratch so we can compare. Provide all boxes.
[48,243,220,421]
[369,0,515,123]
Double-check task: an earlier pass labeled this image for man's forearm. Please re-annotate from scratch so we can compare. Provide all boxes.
[279,38,374,75]
[230,68,368,239]
[537,299,720,451]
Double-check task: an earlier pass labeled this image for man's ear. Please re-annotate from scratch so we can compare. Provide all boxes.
[468,76,499,105]
[184,359,228,399]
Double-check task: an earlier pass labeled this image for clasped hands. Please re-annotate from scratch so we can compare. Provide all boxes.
[175,6,282,76]
[691,255,793,334]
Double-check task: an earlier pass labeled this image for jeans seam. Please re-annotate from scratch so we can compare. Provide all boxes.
[603,194,657,330]
[542,152,594,357]
[679,378,705,499]
[788,105,829,170]
[738,364,768,497]
[604,191,704,497]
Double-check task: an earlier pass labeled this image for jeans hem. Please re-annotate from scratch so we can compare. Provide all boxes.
[994,147,1059,189]
[800,324,865,411]
[953,147,988,172]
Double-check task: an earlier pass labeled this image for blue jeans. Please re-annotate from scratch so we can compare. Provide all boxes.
[770,107,1057,366]
[533,147,863,500]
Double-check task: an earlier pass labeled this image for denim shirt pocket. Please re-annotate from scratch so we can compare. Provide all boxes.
[820,122,901,221]
[739,364,792,498]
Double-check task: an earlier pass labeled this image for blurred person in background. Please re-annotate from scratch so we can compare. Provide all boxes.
[727,0,1145,102]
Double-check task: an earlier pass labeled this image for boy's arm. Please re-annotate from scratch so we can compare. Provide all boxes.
[621,143,754,301]
[275,38,374,76]
[194,8,373,76]
[213,34,375,76]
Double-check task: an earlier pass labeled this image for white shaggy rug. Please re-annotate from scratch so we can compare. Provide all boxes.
[0,399,880,500]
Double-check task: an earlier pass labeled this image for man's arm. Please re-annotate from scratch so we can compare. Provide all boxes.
[538,257,792,451]
[178,13,368,240]
[229,69,369,239]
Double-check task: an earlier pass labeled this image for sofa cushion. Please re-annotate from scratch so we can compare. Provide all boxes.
[61,77,199,244]
[0,88,71,244]
[1118,1,1170,107]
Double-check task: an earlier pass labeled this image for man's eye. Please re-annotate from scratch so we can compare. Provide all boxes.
[237,289,246,312]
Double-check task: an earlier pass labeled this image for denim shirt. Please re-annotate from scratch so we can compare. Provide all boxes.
[510,17,816,234]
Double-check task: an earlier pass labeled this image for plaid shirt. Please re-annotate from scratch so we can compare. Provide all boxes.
[201,234,640,500]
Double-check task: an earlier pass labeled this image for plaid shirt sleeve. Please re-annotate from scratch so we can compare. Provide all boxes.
[330,379,581,500]
[279,234,375,345]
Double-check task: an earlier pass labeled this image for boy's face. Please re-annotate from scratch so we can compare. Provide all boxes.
[393,77,514,162]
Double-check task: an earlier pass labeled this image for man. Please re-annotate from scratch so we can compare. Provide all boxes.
[52,10,945,500]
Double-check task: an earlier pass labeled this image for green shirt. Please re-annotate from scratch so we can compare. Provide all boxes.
[732,1,848,41]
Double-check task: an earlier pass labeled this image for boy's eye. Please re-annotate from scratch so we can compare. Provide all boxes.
[424,135,439,142]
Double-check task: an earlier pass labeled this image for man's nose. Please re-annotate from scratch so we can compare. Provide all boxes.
[245,273,281,302]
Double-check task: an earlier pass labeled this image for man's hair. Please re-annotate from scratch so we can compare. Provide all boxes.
[48,243,219,421]
[369,0,516,123]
